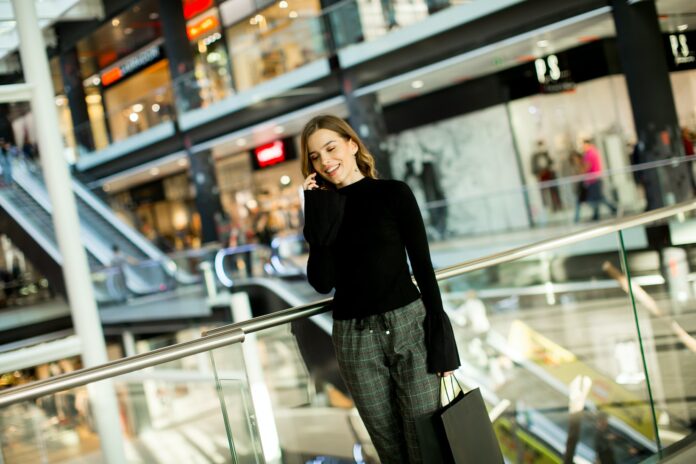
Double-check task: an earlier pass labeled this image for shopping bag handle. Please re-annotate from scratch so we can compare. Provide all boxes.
[440,375,464,405]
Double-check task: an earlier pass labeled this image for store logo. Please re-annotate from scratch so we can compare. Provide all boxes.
[187,14,220,40]
[255,140,285,168]
[534,54,574,93]
[670,34,695,65]
[100,46,162,87]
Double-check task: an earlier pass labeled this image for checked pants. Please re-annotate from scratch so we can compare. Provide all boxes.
[332,299,440,463]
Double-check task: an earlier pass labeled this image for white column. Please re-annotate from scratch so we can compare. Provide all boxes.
[10,1,127,463]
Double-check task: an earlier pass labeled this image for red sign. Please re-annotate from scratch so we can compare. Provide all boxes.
[187,14,219,40]
[183,0,214,20]
[254,141,285,168]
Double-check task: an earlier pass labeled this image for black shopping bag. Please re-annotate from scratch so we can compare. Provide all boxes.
[441,387,504,464]
[416,378,503,464]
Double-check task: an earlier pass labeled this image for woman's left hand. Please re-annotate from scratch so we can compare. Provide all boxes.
[439,371,454,377]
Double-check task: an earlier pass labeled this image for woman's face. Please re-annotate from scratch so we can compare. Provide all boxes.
[307,128,360,187]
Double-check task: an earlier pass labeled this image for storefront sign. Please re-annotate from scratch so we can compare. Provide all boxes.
[534,54,575,93]
[100,45,163,87]
[254,140,286,168]
[669,33,695,67]
[187,13,220,41]
[184,0,214,20]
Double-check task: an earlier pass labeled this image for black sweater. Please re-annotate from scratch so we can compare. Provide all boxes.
[303,177,460,373]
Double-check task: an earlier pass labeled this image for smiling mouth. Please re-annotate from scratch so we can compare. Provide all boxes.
[325,164,340,176]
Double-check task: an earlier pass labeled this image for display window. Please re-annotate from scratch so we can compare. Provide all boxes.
[222,0,325,91]
[101,59,174,143]
[186,7,235,108]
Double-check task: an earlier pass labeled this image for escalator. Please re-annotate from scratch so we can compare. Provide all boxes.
[0,164,194,301]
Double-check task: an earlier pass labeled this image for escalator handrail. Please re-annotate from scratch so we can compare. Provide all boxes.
[71,179,182,269]
[0,191,62,264]
[1,198,695,407]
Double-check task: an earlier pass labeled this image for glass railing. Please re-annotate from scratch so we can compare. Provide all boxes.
[418,156,696,244]
[2,200,695,462]
[326,0,462,49]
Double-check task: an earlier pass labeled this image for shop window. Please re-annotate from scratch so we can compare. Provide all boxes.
[223,0,325,92]
[102,60,174,143]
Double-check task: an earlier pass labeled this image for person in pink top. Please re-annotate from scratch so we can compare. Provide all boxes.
[575,139,617,222]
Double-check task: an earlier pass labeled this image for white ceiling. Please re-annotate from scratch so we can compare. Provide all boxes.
[0,0,103,61]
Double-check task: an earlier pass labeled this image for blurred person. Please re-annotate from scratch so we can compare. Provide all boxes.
[0,139,12,186]
[594,412,617,464]
[301,115,459,463]
[577,140,617,222]
[570,151,588,222]
[531,140,562,211]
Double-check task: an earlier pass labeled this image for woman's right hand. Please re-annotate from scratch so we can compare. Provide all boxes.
[303,172,319,191]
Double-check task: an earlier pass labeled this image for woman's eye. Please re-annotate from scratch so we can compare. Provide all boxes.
[310,155,318,161]
[327,147,334,152]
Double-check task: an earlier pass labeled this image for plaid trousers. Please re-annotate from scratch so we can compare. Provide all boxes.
[332,299,440,463]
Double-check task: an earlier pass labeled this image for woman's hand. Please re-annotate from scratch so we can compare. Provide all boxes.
[303,173,319,191]
[439,371,454,377]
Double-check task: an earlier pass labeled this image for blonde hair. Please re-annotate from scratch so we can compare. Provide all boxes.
[300,114,378,180]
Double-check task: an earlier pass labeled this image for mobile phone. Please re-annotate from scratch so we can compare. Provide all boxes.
[314,172,328,189]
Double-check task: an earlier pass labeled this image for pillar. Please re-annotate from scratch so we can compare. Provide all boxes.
[341,71,393,179]
[611,0,692,209]
[185,136,223,243]
[59,48,94,153]
[11,1,127,462]
[158,0,202,112]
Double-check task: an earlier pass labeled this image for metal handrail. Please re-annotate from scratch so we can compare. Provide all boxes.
[1,198,694,406]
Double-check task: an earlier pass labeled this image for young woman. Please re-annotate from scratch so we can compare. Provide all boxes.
[300,115,460,463]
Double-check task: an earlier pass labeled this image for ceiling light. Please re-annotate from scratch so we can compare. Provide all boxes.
[537,40,549,48]
[279,0,288,8]
[151,103,160,112]
[124,27,133,35]
[132,103,144,112]
[411,80,424,89]
[149,168,159,176]
[111,18,120,27]
[178,159,188,167]
[103,184,111,192]
[274,126,285,134]
[129,112,139,122]
[289,11,298,18]
[91,76,101,86]
[55,95,67,106]
[280,175,291,186]
[677,24,688,32]
[236,138,247,146]
[149,12,159,20]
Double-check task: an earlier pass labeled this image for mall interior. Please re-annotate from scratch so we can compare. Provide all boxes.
[0,0,695,462]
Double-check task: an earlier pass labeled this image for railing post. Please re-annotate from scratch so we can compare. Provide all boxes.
[10,1,127,462]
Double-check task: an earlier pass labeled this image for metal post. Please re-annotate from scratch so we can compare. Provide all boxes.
[10,1,127,462]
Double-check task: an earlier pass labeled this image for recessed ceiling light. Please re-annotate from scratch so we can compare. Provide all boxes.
[274,126,285,134]
[537,40,549,48]
[149,12,159,20]
[289,11,298,18]
[124,27,133,35]
[91,76,100,86]
[279,0,289,8]
[411,80,424,89]
[178,159,188,167]
[151,103,160,112]
[150,168,160,176]
[236,138,247,146]
[111,18,120,27]
[129,112,139,122]
[132,103,143,112]
[677,24,688,32]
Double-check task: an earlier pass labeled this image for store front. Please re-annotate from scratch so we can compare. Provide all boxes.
[184,1,234,107]
[219,0,325,92]
[215,137,304,247]
[73,0,173,152]
[385,34,696,238]
[109,171,201,252]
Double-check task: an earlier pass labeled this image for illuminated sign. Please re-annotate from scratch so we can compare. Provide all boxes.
[100,45,163,88]
[254,141,286,168]
[187,13,220,40]
[534,54,575,93]
[669,34,695,65]
[183,0,214,20]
